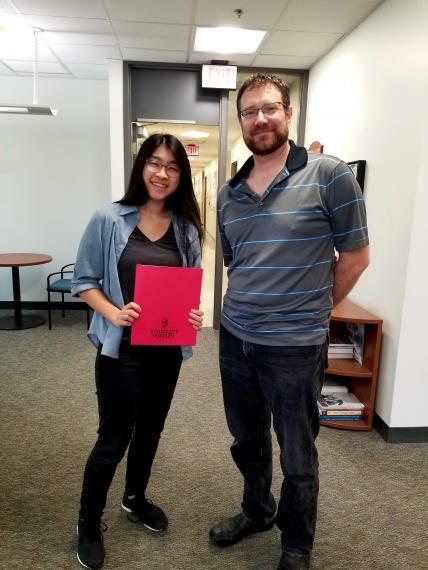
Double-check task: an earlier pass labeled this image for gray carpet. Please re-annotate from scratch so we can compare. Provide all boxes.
[1,311,427,570]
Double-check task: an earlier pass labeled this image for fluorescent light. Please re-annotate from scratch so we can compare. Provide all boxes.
[194,27,265,54]
[182,130,209,139]
[0,105,57,115]
[0,106,29,113]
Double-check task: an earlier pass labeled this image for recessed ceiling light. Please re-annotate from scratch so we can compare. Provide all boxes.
[182,129,209,139]
[194,27,265,54]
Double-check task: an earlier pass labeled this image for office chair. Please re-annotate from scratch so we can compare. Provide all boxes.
[46,263,90,330]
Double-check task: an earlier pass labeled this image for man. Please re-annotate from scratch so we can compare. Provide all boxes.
[210,74,369,570]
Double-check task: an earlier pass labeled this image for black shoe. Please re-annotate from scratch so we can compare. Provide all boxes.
[277,551,310,570]
[76,517,106,570]
[209,512,275,547]
[122,493,168,532]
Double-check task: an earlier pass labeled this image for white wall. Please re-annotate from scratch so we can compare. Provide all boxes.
[0,76,111,301]
[305,0,428,427]
[108,59,125,201]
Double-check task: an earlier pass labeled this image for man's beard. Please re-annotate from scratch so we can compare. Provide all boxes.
[243,126,288,156]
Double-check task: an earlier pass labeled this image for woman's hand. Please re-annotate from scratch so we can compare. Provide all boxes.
[111,302,142,328]
[188,308,204,331]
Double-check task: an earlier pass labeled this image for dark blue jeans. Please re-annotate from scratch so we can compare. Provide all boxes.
[219,325,327,555]
[80,342,182,521]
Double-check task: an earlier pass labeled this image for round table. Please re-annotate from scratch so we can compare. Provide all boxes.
[0,253,52,330]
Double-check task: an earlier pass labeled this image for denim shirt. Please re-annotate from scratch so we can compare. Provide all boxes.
[71,203,201,359]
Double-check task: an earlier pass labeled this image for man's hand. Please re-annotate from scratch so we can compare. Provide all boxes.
[332,246,369,306]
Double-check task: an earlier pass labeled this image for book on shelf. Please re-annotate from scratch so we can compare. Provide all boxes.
[318,392,365,411]
[328,346,354,353]
[321,409,363,416]
[328,352,354,359]
[320,414,363,421]
[321,379,348,394]
[328,335,354,359]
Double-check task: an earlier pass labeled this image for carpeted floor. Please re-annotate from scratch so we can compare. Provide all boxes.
[0,311,427,569]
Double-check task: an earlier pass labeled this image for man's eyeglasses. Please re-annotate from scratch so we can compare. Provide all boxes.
[145,158,181,178]
[239,101,287,121]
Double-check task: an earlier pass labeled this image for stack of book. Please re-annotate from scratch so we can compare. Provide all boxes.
[328,336,354,359]
[318,385,365,421]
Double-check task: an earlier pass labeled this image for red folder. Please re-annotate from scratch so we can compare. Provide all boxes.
[130,265,203,346]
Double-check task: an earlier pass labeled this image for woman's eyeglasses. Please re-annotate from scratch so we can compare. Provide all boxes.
[239,101,286,121]
[145,158,181,178]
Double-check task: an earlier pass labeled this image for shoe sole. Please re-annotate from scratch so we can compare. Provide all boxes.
[210,520,275,547]
[122,504,167,533]
[121,501,132,514]
[77,552,103,570]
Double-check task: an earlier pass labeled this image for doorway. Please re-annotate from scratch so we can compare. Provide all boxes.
[126,64,307,329]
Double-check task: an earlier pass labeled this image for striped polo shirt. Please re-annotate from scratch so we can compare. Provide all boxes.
[217,141,369,346]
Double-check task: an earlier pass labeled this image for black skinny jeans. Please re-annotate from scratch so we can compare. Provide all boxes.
[80,342,182,521]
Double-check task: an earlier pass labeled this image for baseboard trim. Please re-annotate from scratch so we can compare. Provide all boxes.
[0,301,89,311]
[373,413,428,443]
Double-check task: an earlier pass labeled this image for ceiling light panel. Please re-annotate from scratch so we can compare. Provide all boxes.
[194,27,265,54]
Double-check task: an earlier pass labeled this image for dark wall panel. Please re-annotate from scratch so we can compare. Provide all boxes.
[130,67,219,125]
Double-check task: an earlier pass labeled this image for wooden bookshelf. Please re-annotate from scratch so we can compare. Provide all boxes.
[321,299,383,431]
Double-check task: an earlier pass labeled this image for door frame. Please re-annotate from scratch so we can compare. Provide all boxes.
[123,62,309,330]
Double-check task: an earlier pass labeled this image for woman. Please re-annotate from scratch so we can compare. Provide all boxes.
[71,133,204,570]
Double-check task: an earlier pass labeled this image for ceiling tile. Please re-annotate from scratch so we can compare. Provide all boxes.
[49,43,121,64]
[12,0,106,18]
[195,0,286,29]
[25,15,112,34]
[104,0,193,25]
[0,60,15,74]
[276,0,383,33]
[5,59,69,73]
[253,53,317,69]
[0,12,29,29]
[188,51,255,66]
[0,40,56,61]
[113,22,189,51]
[66,63,108,79]
[122,47,187,63]
[262,30,341,57]
[0,0,13,12]
[42,31,115,46]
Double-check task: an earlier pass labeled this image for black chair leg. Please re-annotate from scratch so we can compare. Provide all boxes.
[61,293,65,317]
[48,291,52,330]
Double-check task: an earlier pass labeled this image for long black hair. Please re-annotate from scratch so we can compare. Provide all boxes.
[119,133,203,250]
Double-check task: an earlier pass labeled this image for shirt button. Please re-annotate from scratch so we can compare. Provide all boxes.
[259,202,263,206]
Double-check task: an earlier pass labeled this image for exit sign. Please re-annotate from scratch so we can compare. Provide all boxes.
[202,64,237,90]
[185,144,199,156]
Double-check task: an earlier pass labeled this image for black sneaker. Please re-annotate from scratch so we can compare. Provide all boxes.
[76,517,107,570]
[122,493,168,532]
